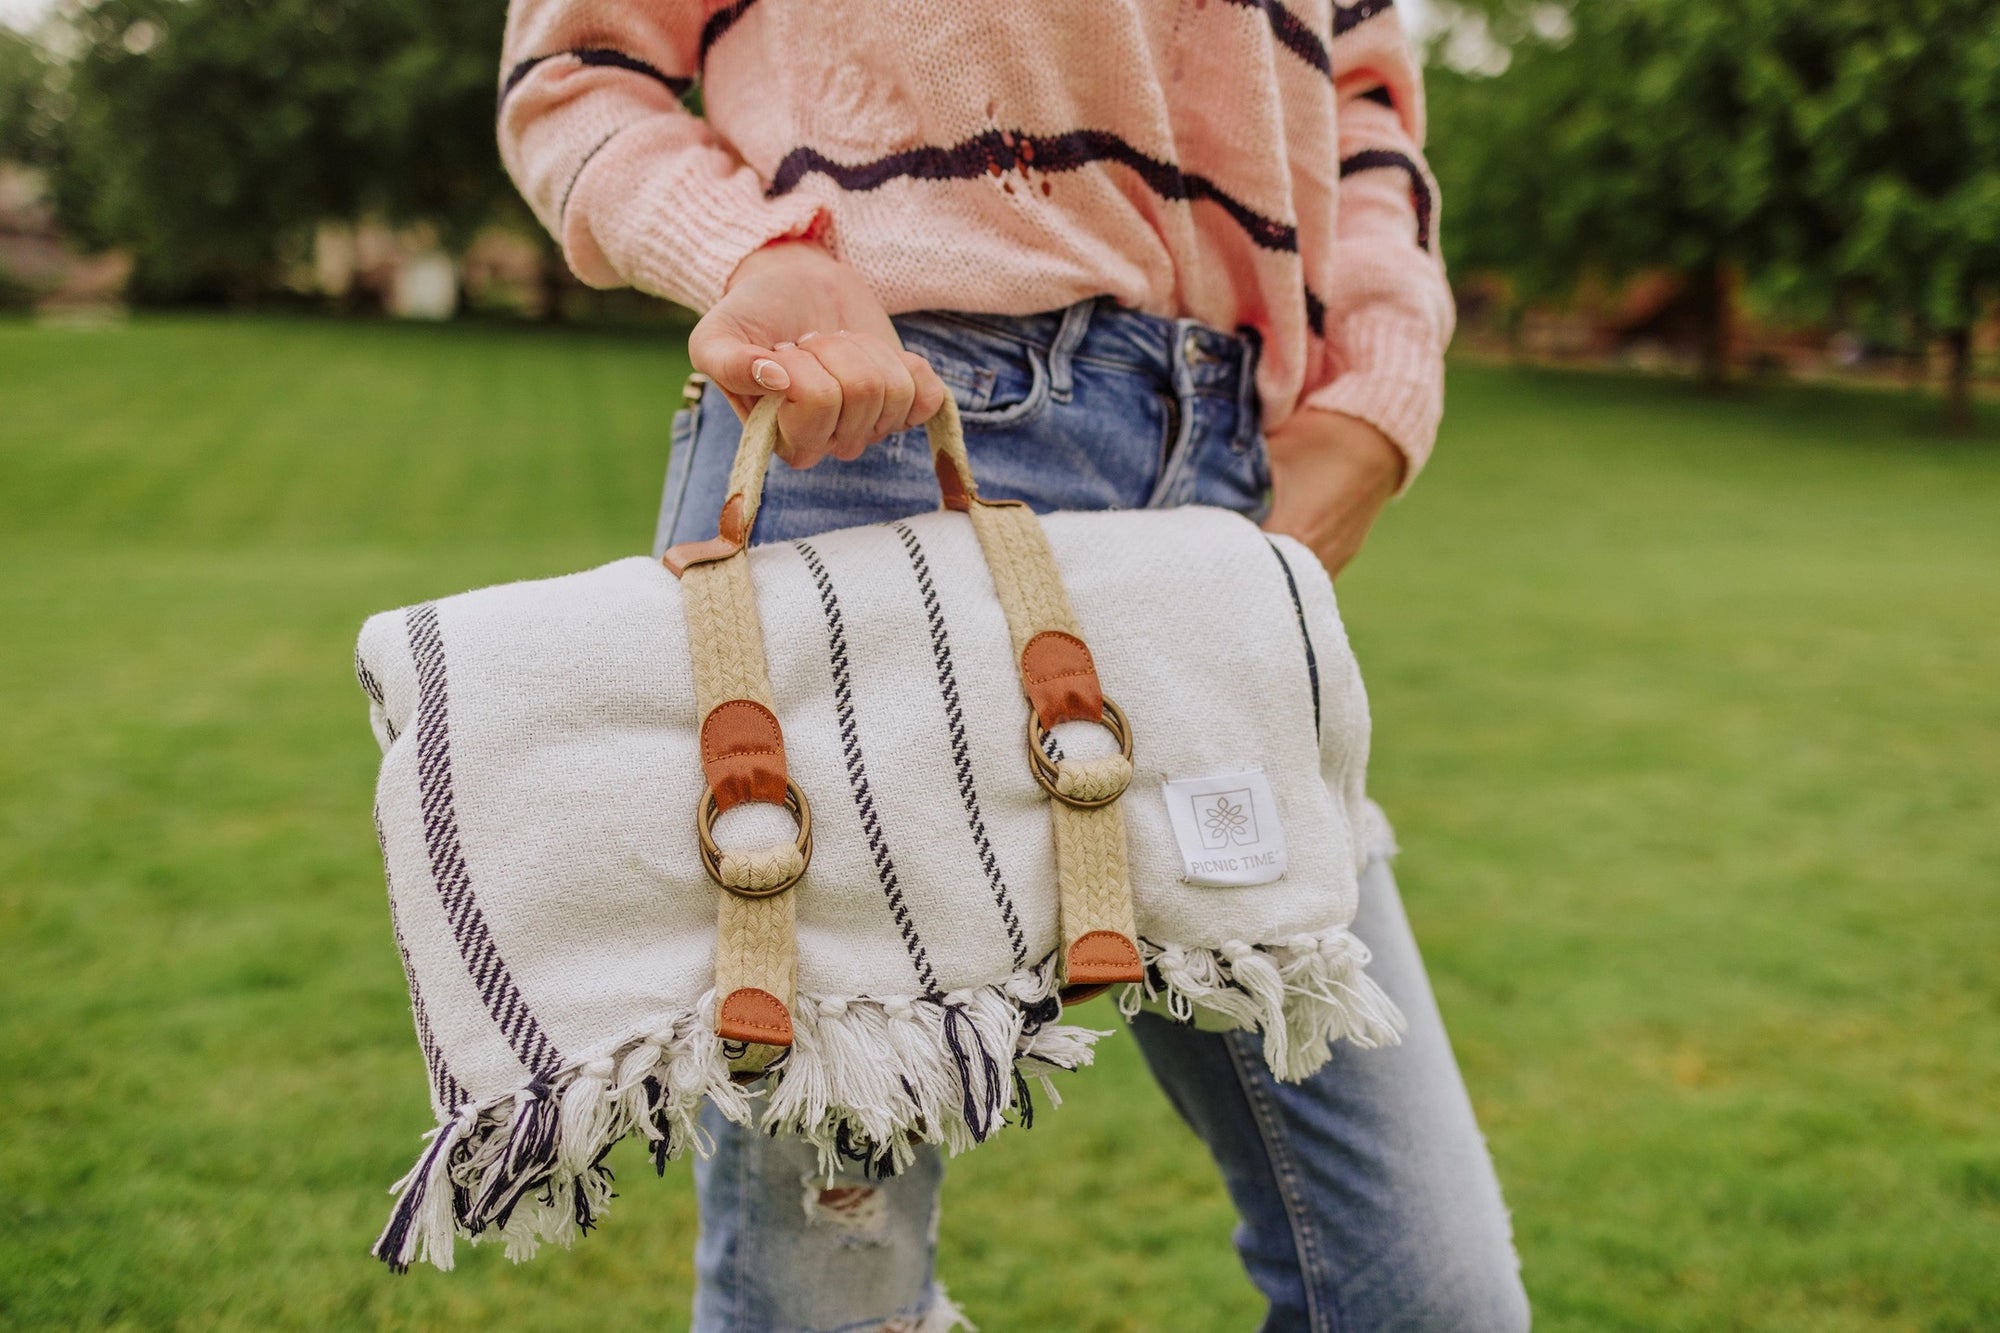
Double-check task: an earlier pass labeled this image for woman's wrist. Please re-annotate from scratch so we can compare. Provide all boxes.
[725,235,838,294]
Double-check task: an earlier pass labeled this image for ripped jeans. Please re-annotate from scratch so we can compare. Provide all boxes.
[656,300,1528,1333]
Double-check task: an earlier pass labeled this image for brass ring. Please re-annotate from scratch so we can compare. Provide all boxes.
[1026,697,1134,809]
[697,779,813,899]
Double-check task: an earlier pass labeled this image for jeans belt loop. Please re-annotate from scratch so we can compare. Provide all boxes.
[1046,299,1094,404]
[1238,326,1264,453]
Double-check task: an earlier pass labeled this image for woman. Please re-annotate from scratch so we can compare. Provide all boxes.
[499,3,1526,1328]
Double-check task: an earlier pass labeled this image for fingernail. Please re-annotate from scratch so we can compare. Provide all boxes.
[797,331,818,343]
[774,340,796,351]
[752,358,790,391]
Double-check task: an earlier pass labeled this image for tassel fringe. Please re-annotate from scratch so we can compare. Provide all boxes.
[1117,927,1408,1082]
[374,926,1403,1272]
[913,1286,976,1332]
[373,955,1102,1271]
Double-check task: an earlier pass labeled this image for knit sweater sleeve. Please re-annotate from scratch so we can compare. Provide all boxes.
[497,0,827,312]
[1299,12,1457,483]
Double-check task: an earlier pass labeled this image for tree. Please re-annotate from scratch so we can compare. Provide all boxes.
[0,27,63,169]
[1430,0,1815,386]
[53,0,522,302]
[1430,0,2000,422]
[1771,0,2000,430]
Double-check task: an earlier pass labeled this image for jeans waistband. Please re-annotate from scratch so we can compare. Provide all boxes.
[898,298,1261,409]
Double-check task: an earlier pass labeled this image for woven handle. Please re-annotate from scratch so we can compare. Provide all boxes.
[729,393,982,537]
[674,395,1146,1057]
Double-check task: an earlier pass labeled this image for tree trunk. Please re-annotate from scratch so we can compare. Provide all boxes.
[1692,260,1733,390]
[1943,327,1974,432]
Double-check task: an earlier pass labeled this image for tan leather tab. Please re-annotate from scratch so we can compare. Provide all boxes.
[717,987,793,1046]
[661,493,749,577]
[717,492,748,544]
[935,450,974,511]
[1064,929,1144,986]
[701,699,787,811]
[1021,630,1105,727]
[663,534,739,577]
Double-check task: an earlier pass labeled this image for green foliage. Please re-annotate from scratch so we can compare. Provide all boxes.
[1430,0,2000,391]
[54,0,519,301]
[2,317,1998,1329]
[1429,0,1800,296]
[0,28,60,168]
[1772,0,2000,336]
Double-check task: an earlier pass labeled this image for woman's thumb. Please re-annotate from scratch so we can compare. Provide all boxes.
[689,329,791,399]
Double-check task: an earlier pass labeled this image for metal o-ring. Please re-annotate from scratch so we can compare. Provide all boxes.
[697,778,813,899]
[1026,697,1133,809]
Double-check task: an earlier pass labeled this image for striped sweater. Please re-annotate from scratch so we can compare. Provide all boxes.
[499,0,1454,474]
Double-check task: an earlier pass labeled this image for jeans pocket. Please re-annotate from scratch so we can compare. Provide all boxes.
[897,316,1050,427]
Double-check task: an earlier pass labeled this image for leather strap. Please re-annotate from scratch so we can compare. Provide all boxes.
[958,480,1144,996]
[672,395,1143,1031]
[663,494,749,577]
[1020,630,1104,728]
[675,446,800,1055]
[700,699,787,811]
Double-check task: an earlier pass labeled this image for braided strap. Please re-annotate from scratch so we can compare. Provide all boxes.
[1054,754,1134,805]
[952,431,1144,996]
[677,464,801,1056]
[1053,801,1143,990]
[717,842,808,893]
[671,393,1144,1024]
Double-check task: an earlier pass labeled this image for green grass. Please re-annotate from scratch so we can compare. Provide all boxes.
[1,315,1995,1332]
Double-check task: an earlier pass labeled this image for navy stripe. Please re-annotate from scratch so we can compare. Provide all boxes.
[894,524,1029,970]
[355,647,398,743]
[498,52,556,104]
[699,0,761,65]
[558,127,630,222]
[378,807,469,1113]
[1358,83,1396,108]
[499,48,692,111]
[354,646,386,708]
[1334,0,1397,36]
[769,128,1298,254]
[1220,0,1331,76]
[406,603,561,1077]
[795,543,941,995]
[1266,541,1323,741]
[1340,148,1434,252]
[1304,285,1327,336]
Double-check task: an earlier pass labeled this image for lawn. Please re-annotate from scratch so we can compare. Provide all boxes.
[2,315,1996,1332]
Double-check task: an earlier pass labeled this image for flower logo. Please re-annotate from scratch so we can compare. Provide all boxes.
[1196,790,1259,849]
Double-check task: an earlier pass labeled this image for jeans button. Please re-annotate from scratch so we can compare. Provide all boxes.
[1182,328,1211,365]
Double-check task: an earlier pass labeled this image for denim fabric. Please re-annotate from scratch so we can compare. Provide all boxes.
[658,299,1528,1333]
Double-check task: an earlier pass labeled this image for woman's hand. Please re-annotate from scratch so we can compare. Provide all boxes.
[1261,409,1406,577]
[688,239,948,467]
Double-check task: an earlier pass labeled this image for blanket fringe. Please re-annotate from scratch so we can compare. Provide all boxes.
[1117,928,1408,1082]
[372,956,1101,1271]
[373,925,1401,1271]
[912,1285,976,1332]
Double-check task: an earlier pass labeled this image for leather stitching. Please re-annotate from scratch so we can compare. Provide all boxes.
[701,701,788,811]
[718,987,793,1045]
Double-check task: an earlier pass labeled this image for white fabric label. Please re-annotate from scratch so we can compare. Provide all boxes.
[1162,768,1288,887]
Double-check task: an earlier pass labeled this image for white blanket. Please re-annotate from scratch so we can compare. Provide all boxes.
[357,504,1401,1269]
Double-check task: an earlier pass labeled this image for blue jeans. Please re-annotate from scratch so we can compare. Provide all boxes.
[657,300,1528,1333]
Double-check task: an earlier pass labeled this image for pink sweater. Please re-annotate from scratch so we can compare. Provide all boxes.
[499,0,1454,475]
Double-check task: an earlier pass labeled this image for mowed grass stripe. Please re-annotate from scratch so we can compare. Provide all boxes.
[0,315,1995,1331]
